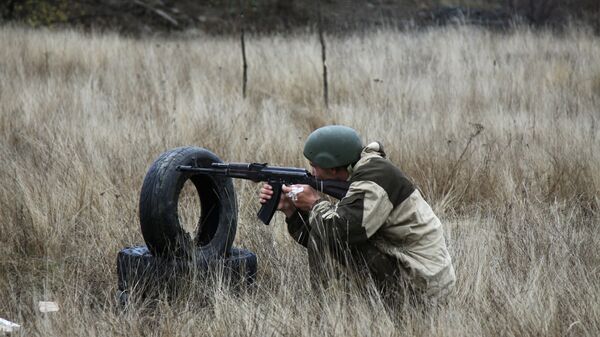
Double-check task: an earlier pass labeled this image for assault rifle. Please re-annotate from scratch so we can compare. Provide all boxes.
[176,163,350,225]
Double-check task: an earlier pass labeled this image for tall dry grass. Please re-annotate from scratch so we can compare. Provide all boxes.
[0,24,599,336]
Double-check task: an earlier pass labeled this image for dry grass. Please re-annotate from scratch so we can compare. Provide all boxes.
[1,25,599,336]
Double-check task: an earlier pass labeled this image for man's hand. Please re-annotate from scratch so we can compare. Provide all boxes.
[286,184,320,211]
[259,183,295,218]
[259,183,322,217]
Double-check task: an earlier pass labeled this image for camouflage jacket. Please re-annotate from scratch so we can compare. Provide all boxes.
[286,142,456,296]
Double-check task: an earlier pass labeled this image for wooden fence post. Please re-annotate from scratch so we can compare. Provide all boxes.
[317,0,329,108]
[239,0,248,99]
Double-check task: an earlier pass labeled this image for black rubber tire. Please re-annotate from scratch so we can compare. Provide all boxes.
[116,245,257,299]
[139,147,237,259]
[221,246,258,285]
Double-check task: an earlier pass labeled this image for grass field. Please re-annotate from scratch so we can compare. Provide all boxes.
[1,25,599,336]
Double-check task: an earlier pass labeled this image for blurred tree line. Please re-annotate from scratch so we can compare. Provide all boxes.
[1,0,72,27]
[0,0,598,34]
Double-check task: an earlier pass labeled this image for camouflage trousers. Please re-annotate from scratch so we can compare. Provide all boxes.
[305,223,415,309]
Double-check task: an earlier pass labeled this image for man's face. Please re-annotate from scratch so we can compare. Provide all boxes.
[309,163,339,180]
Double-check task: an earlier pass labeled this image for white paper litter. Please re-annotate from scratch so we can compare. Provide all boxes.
[38,301,59,313]
[0,318,21,333]
[286,186,304,201]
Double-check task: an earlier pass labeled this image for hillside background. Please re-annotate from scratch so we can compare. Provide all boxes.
[1,1,600,336]
[1,23,599,335]
[1,0,599,35]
